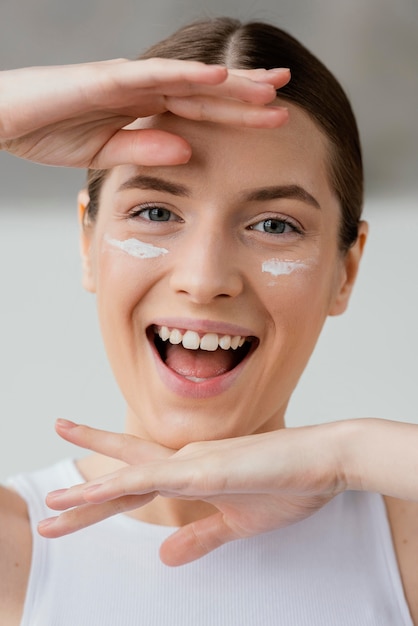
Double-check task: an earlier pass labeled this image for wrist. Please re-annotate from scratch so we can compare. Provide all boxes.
[325,418,371,493]
[333,417,392,493]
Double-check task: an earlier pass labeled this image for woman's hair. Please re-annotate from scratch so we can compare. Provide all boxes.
[86,17,363,252]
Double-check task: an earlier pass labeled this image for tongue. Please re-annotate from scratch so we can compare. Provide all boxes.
[165,343,236,379]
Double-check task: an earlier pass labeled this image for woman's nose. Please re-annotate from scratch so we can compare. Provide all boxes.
[169,229,244,304]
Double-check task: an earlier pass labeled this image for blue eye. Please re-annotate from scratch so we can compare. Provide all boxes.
[251,218,297,234]
[140,206,173,221]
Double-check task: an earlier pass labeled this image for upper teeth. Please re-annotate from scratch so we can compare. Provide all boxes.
[155,326,247,351]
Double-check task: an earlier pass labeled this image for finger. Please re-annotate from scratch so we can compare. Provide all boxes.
[51,454,211,508]
[47,482,93,510]
[55,419,173,464]
[159,512,240,566]
[91,128,192,168]
[122,62,289,100]
[46,464,161,510]
[108,58,229,88]
[91,63,288,114]
[227,67,291,90]
[46,454,195,510]
[47,455,185,512]
[38,493,155,538]
[167,97,288,128]
[158,69,289,105]
[166,96,289,128]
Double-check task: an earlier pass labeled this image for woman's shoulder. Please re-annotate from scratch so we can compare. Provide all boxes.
[385,496,418,625]
[0,485,32,625]
[0,460,78,626]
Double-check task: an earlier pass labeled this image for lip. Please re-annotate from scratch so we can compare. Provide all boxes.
[151,317,257,338]
[147,321,259,399]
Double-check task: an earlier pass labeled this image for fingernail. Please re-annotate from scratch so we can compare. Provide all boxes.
[267,106,289,113]
[47,488,68,501]
[56,418,77,429]
[179,145,192,163]
[83,483,103,494]
[269,68,290,73]
[38,516,58,530]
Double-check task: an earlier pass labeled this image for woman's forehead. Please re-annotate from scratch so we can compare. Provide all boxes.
[133,100,327,149]
[113,106,332,200]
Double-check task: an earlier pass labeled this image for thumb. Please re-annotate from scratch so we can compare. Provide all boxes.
[159,512,240,566]
[92,128,192,168]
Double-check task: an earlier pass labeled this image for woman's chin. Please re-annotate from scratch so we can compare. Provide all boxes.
[142,420,244,449]
[125,401,285,450]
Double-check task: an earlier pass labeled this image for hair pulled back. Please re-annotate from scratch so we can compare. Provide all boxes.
[86,17,363,251]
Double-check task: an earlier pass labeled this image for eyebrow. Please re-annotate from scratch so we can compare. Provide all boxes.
[117,175,320,209]
[117,175,190,197]
[243,185,320,209]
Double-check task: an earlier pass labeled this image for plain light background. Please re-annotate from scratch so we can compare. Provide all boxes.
[0,0,417,479]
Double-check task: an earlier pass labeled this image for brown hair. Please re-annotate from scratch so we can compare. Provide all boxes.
[86,17,363,251]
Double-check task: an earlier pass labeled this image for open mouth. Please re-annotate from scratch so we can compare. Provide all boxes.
[149,325,258,383]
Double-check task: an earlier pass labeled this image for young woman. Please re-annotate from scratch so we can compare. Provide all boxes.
[1,17,417,626]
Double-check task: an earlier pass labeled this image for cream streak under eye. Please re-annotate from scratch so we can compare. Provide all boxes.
[105,235,168,259]
[261,259,310,277]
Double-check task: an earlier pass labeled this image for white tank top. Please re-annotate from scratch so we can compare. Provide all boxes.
[8,459,413,626]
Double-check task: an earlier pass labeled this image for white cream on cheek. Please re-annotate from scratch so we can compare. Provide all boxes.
[261,257,318,285]
[105,235,168,259]
[262,259,310,276]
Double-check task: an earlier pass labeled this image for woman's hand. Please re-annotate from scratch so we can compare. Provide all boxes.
[38,418,418,565]
[0,59,289,169]
[39,418,347,566]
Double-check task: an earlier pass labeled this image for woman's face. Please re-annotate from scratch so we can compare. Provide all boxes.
[80,104,365,448]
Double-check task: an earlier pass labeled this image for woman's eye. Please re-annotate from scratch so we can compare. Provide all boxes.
[251,218,297,235]
[134,206,175,222]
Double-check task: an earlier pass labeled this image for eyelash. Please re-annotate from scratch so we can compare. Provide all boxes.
[129,204,181,222]
[249,216,303,236]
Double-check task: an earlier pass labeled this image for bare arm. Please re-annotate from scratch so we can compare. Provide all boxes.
[0,487,31,626]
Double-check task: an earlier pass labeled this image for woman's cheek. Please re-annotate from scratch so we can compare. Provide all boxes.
[257,254,330,326]
[95,234,171,310]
